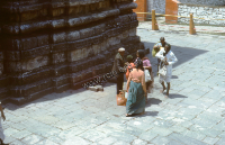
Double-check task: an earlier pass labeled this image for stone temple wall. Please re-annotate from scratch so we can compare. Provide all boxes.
[178,4,225,26]
[0,0,145,105]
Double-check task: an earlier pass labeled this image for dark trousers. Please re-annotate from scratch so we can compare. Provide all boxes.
[116,74,124,95]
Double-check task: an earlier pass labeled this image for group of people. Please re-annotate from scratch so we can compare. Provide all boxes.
[112,37,178,117]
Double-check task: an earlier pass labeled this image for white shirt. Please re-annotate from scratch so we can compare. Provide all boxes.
[155,48,178,75]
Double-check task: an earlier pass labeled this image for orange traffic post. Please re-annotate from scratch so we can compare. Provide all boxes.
[189,13,196,35]
[152,10,159,30]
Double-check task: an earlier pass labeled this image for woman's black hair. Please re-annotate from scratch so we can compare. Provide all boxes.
[163,43,171,56]
[137,49,145,59]
[135,58,144,71]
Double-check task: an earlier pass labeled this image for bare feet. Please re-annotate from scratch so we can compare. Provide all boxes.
[160,88,166,93]
[164,93,169,98]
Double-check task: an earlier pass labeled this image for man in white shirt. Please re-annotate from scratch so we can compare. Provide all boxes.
[155,44,178,98]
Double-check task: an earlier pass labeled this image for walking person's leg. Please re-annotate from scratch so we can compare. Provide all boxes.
[145,82,150,100]
[165,75,171,98]
[160,81,166,93]
[157,58,161,73]
[117,74,124,95]
[116,75,120,95]
[166,82,170,97]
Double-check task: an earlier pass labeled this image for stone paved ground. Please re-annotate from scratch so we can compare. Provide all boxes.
[1,27,225,145]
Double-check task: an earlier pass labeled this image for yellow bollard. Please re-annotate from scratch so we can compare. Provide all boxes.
[152,10,159,30]
[189,13,196,35]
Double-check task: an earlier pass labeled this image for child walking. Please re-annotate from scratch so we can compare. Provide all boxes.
[155,44,178,98]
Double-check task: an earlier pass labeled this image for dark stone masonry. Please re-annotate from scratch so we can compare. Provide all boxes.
[0,0,147,105]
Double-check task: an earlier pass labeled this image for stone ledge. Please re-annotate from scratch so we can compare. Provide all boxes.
[178,3,225,8]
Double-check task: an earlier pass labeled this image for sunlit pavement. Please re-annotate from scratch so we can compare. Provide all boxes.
[1,29,225,145]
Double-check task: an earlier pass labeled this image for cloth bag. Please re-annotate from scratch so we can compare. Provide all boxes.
[144,69,151,82]
[124,82,128,99]
[158,65,167,77]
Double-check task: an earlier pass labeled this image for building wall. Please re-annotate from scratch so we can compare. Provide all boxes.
[147,0,225,15]
[178,4,225,26]
[147,0,166,14]
[179,0,225,6]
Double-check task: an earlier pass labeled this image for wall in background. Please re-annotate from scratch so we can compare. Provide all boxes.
[178,4,225,26]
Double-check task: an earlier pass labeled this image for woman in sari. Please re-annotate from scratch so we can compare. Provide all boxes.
[126,58,146,117]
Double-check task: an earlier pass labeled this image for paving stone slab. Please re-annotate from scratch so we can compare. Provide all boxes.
[57,127,86,139]
[168,125,187,134]
[138,131,158,142]
[151,136,171,145]
[215,138,225,145]
[125,119,154,131]
[2,136,17,144]
[168,133,206,145]
[153,119,175,128]
[79,129,108,143]
[183,130,206,141]
[3,127,20,137]
[62,136,92,145]
[132,138,148,145]
[121,125,144,137]
[11,130,32,140]
[47,136,65,145]
[10,139,25,145]
[98,136,118,145]
[110,132,137,143]
[21,134,45,145]
[112,141,131,145]
[190,126,223,138]
[35,139,60,145]
[52,120,77,130]
[166,140,186,145]
[203,137,220,145]
[151,126,173,137]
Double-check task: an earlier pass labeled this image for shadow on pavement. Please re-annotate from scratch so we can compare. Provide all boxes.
[149,98,162,105]
[143,41,208,76]
[4,41,207,110]
[136,111,159,117]
[168,93,188,99]
[172,75,178,79]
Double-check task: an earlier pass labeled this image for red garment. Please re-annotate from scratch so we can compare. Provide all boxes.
[126,63,135,80]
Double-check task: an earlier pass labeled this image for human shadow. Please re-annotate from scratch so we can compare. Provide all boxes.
[163,93,188,99]
[172,75,178,79]
[135,111,159,118]
[145,98,162,107]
